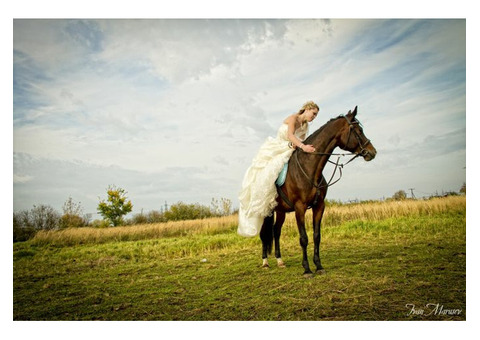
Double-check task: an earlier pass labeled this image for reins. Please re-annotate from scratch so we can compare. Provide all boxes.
[296,115,367,188]
[302,149,360,167]
[277,115,371,209]
[294,151,355,203]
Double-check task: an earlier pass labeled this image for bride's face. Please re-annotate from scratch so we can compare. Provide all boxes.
[304,108,319,122]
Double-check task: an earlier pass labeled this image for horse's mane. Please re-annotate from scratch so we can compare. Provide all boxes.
[303,115,344,145]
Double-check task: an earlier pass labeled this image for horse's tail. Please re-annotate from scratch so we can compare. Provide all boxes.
[260,214,274,255]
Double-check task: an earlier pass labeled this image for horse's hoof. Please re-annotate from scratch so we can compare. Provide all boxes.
[261,259,270,269]
[277,259,286,268]
[316,269,326,275]
[303,272,314,279]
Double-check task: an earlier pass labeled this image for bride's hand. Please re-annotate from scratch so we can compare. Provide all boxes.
[301,144,316,153]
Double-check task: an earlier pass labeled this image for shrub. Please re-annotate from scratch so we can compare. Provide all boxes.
[29,204,60,230]
[210,198,233,216]
[128,210,167,225]
[164,202,214,221]
[91,219,111,228]
[147,210,166,223]
[13,205,60,242]
[392,190,407,201]
[13,211,36,242]
[59,197,88,229]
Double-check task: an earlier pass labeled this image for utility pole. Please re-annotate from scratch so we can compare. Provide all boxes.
[164,201,168,212]
[408,188,416,199]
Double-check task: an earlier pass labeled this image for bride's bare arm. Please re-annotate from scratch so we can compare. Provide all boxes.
[284,114,315,152]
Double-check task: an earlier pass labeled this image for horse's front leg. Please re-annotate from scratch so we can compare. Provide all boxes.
[295,207,312,276]
[313,201,326,274]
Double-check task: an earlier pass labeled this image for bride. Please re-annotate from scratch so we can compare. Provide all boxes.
[238,101,319,237]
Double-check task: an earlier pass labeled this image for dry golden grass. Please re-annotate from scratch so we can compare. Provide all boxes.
[31,196,465,246]
[32,215,238,246]
[322,195,466,226]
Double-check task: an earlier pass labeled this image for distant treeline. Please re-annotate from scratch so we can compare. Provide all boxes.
[13,197,233,242]
[14,182,465,243]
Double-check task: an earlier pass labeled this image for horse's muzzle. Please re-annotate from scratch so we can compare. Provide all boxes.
[362,144,377,161]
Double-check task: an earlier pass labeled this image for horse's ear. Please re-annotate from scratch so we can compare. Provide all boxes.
[346,106,357,118]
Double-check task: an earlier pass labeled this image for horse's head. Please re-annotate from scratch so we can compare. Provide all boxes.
[338,106,377,161]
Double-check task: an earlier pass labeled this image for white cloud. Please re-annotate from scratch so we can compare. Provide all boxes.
[13,174,33,184]
[13,19,466,213]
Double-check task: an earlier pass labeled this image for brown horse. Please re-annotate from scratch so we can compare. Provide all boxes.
[260,106,377,276]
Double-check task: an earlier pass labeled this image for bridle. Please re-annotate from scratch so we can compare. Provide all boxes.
[304,115,371,159]
[277,115,372,209]
[343,115,372,160]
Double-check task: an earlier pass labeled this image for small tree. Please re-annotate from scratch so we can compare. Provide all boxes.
[30,204,60,230]
[13,210,36,242]
[220,198,233,216]
[392,190,407,201]
[460,182,466,195]
[13,205,61,241]
[210,197,233,216]
[97,185,133,226]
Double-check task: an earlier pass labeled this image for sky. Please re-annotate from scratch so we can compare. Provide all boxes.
[12,18,466,218]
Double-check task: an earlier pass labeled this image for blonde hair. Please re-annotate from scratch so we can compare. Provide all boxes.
[297,101,319,115]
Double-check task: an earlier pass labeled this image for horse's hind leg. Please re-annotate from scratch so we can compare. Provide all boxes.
[274,211,286,268]
[260,215,274,268]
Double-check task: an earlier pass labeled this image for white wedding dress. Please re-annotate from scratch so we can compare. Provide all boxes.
[238,122,309,237]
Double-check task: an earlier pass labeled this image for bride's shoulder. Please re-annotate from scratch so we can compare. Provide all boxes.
[283,114,297,125]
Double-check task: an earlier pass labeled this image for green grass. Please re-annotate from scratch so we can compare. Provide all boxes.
[13,198,466,320]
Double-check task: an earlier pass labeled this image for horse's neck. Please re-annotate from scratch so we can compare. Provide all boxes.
[307,121,343,180]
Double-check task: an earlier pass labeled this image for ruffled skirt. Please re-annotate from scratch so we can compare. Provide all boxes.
[237,136,294,237]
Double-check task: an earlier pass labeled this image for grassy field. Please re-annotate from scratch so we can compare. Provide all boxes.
[13,197,466,320]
